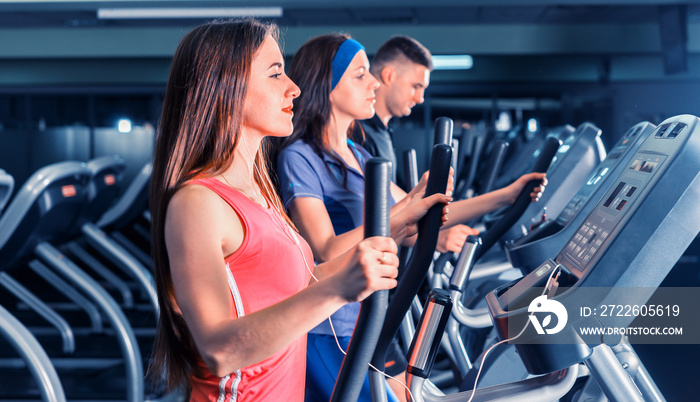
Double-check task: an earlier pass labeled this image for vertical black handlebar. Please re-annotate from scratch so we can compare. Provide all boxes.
[451,139,460,175]
[475,135,562,260]
[330,158,392,402]
[462,134,486,200]
[363,158,392,238]
[370,143,452,372]
[433,117,454,146]
[479,140,510,194]
[403,149,419,191]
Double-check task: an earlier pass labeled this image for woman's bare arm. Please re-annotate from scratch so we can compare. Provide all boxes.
[288,190,449,264]
[165,185,399,377]
[445,172,547,226]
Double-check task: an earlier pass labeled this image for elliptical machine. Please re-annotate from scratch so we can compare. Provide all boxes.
[404,114,700,401]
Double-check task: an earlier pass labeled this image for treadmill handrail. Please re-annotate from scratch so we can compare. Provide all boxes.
[86,154,126,177]
[83,155,127,224]
[0,161,90,250]
[0,169,14,213]
[0,304,66,402]
[97,162,152,229]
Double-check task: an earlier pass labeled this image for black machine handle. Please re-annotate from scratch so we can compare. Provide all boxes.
[433,117,454,146]
[479,140,510,194]
[451,139,460,176]
[434,138,508,275]
[403,149,419,191]
[331,158,392,402]
[399,149,419,278]
[475,135,562,261]
[371,142,452,371]
[454,133,486,201]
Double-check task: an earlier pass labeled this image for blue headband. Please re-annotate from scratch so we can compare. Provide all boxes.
[331,39,365,91]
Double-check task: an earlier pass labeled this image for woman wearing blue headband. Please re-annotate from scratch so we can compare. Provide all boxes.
[274,34,452,402]
[274,32,548,401]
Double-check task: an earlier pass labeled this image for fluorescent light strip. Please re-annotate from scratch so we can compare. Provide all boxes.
[432,55,473,70]
[97,7,283,20]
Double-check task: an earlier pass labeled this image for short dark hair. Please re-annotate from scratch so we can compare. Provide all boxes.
[371,35,432,76]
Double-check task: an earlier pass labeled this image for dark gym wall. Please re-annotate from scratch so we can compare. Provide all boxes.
[0,91,160,189]
[0,125,154,192]
[2,1,700,187]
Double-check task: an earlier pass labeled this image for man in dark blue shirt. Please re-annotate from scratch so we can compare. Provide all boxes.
[353,36,479,253]
[354,36,431,185]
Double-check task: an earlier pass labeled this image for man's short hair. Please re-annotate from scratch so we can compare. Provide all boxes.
[371,36,433,76]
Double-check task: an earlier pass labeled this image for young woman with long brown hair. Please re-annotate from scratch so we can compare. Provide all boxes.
[147,19,424,401]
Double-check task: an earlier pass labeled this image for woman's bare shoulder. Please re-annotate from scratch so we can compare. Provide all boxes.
[166,181,244,256]
[166,183,233,236]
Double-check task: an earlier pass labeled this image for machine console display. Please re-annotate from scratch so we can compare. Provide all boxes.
[557,151,667,274]
[555,124,643,225]
[556,152,617,224]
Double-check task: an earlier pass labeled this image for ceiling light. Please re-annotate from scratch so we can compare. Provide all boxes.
[97,7,283,20]
[117,119,132,133]
[432,55,473,70]
[495,111,511,132]
[527,118,539,133]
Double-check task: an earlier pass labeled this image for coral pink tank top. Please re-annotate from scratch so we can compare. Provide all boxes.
[187,177,313,402]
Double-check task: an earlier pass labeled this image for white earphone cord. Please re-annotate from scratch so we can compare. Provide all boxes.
[465,264,562,402]
[290,229,415,400]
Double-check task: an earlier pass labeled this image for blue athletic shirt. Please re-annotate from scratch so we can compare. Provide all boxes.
[277,138,395,337]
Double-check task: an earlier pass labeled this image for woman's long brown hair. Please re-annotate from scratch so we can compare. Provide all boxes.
[147,18,290,393]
